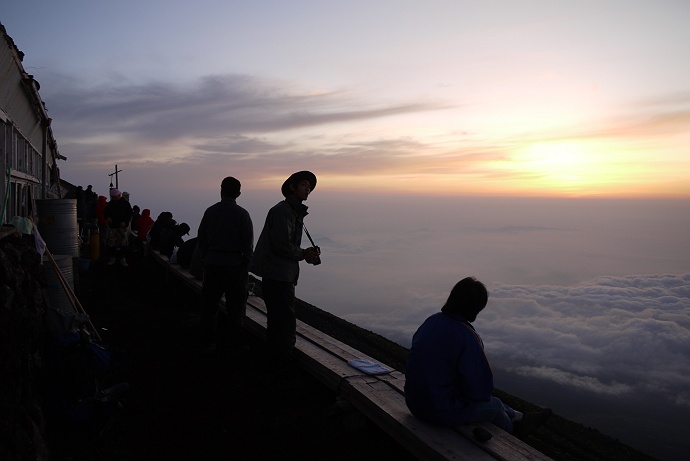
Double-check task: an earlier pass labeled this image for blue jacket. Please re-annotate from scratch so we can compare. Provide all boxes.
[404,312,494,426]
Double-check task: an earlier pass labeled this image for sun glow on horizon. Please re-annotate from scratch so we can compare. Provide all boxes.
[510,140,607,192]
[485,138,689,197]
[311,135,690,198]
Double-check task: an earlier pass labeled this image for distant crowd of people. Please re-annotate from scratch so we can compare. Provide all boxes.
[71,170,551,440]
[72,185,190,267]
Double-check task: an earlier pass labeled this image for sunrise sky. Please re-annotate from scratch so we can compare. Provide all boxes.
[2,0,689,199]
[3,4,690,460]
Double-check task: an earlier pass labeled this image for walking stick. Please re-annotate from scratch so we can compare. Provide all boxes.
[44,247,102,342]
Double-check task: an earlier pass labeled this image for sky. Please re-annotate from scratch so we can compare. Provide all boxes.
[2,1,690,200]
[2,2,690,460]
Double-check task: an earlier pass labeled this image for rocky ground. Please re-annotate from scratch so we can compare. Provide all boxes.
[69,252,416,461]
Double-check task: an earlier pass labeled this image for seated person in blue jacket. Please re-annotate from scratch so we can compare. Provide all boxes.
[404,277,551,438]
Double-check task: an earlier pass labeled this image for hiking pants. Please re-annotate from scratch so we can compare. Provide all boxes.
[201,264,248,347]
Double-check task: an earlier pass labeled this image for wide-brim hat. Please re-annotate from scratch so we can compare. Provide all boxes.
[281,171,317,197]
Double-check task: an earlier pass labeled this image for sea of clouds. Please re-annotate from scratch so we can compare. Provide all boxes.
[486,273,690,405]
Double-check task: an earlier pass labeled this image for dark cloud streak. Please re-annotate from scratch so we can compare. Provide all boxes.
[43,72,446,142]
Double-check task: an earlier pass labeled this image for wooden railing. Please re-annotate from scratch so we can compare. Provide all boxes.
[151,250,552,461]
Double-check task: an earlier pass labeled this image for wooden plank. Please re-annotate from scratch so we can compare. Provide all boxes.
[262,307,549,458]
[455,423,553,461]
[286,339,494,460]
[285,337,492,461]
[344,377,495,461]
[252,294,553,461]
[292,335,361,390]
[150,251,553,461]
[248,294,409,391]
[151,251,202,295]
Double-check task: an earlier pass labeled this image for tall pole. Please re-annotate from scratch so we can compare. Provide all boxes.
[108,164,123,189]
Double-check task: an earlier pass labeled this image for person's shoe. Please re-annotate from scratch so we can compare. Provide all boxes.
[120,258,128,267]
[107,258,116,266]
[512,408,553,438]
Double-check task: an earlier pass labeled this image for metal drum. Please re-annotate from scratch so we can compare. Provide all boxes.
[35,199,80,257]
[42,254,75,315]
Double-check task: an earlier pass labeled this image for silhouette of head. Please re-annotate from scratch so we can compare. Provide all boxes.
[441,277,488,322]
[221,177,241,198]
[178,223,190,236]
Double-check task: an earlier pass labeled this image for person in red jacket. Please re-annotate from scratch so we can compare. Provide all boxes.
[132,208,155,255]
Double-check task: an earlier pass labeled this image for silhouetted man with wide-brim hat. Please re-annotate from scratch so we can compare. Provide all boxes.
[250,171,320,380]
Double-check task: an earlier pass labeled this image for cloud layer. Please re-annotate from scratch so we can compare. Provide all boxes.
[362,272,690,408]
[484,274,690,402]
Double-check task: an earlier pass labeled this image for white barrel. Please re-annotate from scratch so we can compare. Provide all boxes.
[36,199,80,257]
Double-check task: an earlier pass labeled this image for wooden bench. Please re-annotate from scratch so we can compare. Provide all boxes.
[151,250,552,461]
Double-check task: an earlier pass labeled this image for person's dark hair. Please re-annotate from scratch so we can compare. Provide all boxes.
[221,177,241,198]
[177,223,191,236]
[441,277,488,321]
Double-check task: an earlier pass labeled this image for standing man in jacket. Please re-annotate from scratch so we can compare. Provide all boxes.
[198,177,254,355]
[103,188,133,267]
[250,171,321,374]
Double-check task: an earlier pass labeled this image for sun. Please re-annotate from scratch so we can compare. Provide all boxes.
[508,140,618,195]
[519,141,588,182]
